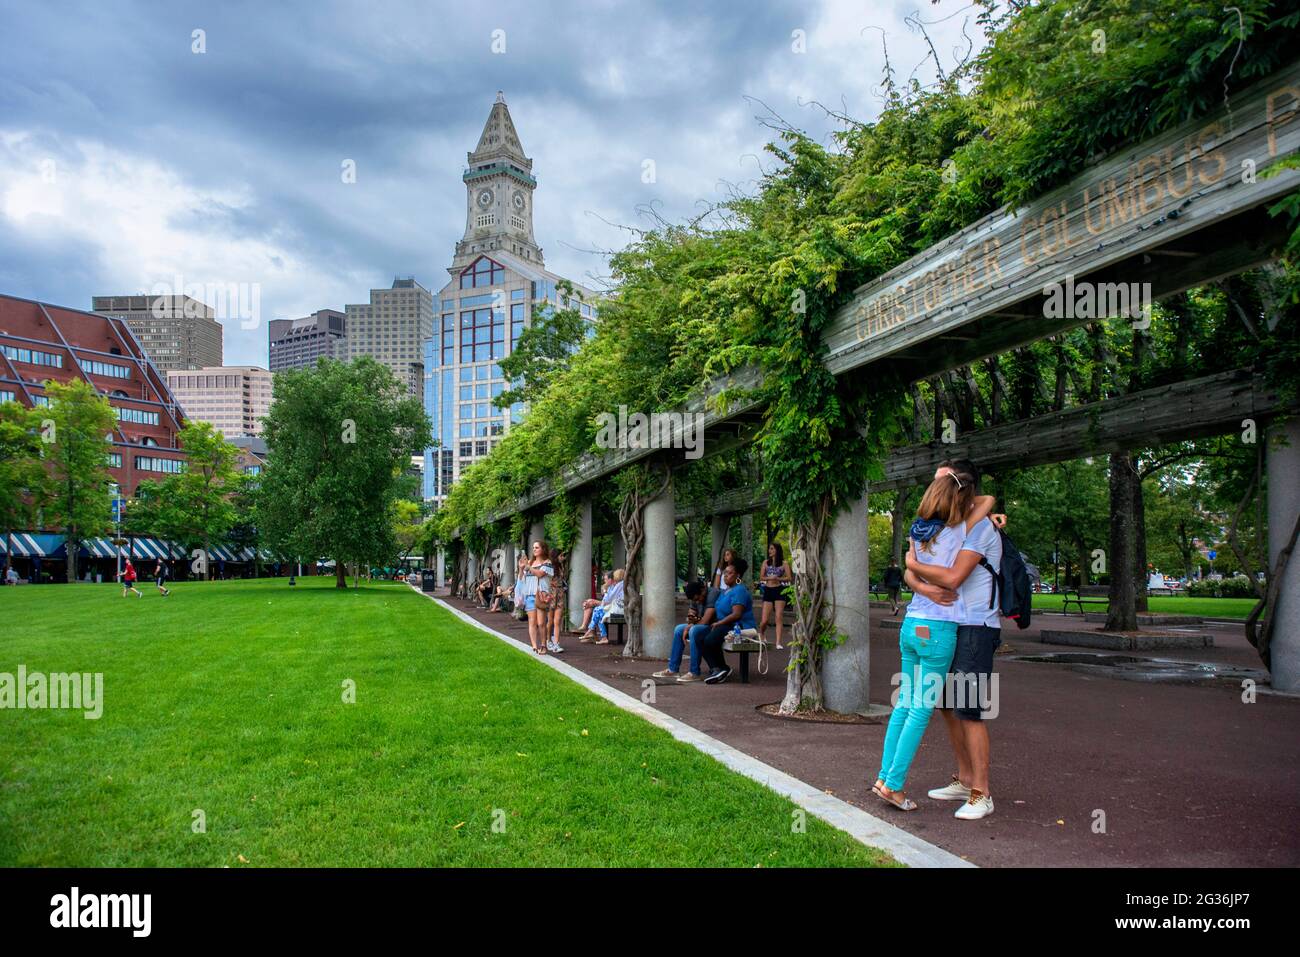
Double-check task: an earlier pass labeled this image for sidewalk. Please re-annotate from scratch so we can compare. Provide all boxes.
[434,590,1300,867]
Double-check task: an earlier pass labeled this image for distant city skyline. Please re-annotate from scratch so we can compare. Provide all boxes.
[0,0,985,366]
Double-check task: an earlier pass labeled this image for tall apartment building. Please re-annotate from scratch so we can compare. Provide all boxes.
[166,365,273,438]
[0,294,187,497]
[267,309,346,373]
[91,294,223,372]
[423,93,598,503]
[342,279,432,396]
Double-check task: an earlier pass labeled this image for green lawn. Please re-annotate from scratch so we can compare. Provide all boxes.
[0,578,892,867]
[1028,593,1255,619]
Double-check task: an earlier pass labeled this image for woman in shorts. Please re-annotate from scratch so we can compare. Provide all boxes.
[757,542,790,650]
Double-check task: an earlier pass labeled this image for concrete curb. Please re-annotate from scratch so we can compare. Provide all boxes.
[411,586,974,869]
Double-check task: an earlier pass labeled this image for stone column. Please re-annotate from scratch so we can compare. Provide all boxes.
[612,529,627,570]
[822,487,872,714]
[529,518,546,550]
[500,542,515,590]
[1268,420,1300,692]
[642,485,677,658]
[710,515,729,577]
[569,497,593,627]
[436,548,445,588]
[467,551,479,585]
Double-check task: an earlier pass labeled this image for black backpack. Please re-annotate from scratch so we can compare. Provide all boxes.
[978,529,1033,630]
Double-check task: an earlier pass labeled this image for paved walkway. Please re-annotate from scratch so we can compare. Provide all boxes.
[431,589,1300,867]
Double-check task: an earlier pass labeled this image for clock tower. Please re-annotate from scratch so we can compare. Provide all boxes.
[453,92,543,270]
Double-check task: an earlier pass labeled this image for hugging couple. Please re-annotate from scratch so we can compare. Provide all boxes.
[873,458,1005,822]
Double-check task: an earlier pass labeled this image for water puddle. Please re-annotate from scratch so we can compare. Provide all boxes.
[1011,652,1265,685]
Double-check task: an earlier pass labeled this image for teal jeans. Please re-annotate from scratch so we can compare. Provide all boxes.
[878,616,959,792]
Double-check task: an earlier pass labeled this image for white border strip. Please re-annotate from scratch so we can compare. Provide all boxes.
[411,586,973,869]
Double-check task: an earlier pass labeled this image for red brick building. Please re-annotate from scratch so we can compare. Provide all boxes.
[0,294,187,495]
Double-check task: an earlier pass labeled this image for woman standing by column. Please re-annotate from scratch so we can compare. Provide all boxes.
[548,548,568,654]
[522,541,554,655]
[757,542,790,650]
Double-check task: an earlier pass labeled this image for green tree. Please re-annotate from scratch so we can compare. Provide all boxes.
[495,283,589,408]
[42,379,116,582]
[0,400,52,565]
[258,358,430,588]
[146,422,241,579]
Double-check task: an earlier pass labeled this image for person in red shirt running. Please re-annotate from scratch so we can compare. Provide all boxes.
[119,558,142,598]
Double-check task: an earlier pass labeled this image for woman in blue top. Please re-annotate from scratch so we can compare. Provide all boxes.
[874,466,996,811]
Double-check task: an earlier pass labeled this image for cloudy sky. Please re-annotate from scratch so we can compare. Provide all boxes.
[0,0,987,365]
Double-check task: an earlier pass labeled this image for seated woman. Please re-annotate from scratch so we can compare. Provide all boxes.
[575,572,615,635]
[581,569,625,644]
[475,568,497,607]
[696,558,756,685]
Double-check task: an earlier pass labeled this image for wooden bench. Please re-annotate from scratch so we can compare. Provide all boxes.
[1061,589,1107,615]
[722,637,765,684]
[605,613,627,645]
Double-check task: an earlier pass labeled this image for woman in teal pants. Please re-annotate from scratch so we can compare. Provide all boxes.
[874,465,996,811]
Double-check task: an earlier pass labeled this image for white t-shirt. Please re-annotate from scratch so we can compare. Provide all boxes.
[906,524,968,624]
[959,518,1003,629]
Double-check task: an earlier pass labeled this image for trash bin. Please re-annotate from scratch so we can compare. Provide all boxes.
[421,569,436,592]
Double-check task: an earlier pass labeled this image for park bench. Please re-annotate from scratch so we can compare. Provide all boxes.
[1061,588,1107,615]
[722,635,766,684]
[605,612,627,645]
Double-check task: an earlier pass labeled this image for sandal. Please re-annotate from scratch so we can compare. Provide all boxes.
[594,638,609,645]
[874,787,917,812]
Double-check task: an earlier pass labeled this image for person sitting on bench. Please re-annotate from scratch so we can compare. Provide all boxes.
[474,568,497,607]
[653,579,717,683]
[697,558,756,685]
[581,569,625,644]
[575,571,615,634]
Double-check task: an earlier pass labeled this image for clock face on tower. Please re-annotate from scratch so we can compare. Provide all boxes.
[477,188,494,208]
[512,192,525,210]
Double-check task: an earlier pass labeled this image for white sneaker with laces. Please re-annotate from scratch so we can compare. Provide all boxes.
[954,791,994,820]
[928,778,973,801]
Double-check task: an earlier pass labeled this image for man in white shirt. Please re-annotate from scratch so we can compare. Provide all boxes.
[903,459,1003,821]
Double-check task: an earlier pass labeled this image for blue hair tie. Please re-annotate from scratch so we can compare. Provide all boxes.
[910,517,946,543]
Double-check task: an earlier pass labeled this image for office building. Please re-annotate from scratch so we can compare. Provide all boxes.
[0,293,187,495]
[267,309,346,373]
[423,93,598,503]
[342,279,432,397]
[166,365,273,438]
[91,294,223,372]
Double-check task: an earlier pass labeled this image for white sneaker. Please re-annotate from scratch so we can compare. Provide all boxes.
[954,792,994,820]
[927,778,973,801]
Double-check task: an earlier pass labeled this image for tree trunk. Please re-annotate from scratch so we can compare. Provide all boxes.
[1077,538,1089,589]
[890,487,911,566]
[335,560,347,589]
[1133,472,1149,613]
[686,522,698,581]
[66,524,78,583]
[1104,452,1139,632]
[779,495,833,714]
